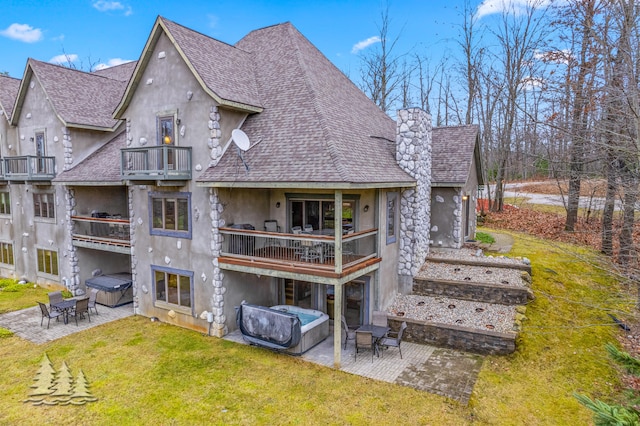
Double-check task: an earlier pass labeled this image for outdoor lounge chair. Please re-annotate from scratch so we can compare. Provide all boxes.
[341,315,357,349]
[264,220,282,247]
[355,330,375,362]
[380,321,407,359]
[38,302,64,329]
[71,298,91,326]
[88,288,99,315]
[48,291,63,311]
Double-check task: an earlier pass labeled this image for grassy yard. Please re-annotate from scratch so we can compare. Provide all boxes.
[0,230,635,425]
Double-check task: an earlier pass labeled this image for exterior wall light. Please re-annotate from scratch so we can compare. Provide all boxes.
[363,205,369,212]
[276,202,281,208]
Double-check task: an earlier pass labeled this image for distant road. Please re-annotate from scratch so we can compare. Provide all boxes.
[482,182,624,211]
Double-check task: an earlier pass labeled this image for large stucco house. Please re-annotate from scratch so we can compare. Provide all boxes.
[0,16,482,366]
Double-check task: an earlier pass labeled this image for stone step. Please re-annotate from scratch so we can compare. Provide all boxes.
[426,255,532,275]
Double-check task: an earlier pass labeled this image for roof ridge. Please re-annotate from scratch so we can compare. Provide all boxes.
[286,24,350,181]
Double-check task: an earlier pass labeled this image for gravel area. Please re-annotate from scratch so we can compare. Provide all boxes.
[388,294,518,334]
[417,262,528,288]
[428,247,531,267]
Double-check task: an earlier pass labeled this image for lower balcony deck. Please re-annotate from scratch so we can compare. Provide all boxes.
[218,227,380,282]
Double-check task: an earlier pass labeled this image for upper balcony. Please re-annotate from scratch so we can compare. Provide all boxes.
[71,215,131,254]
[218,227,380,281]
[2,156,56,182]
[121,146,192,182]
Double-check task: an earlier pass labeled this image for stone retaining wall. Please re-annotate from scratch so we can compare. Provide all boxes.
[388,316,516,355]
[413,277,534,305]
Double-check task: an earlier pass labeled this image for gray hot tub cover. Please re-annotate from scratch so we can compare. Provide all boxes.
[235,304,301,350]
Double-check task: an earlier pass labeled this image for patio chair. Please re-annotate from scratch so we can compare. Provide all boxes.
[264,220,282,247]
[88,288,99,315]
[71,298,91,326]
[355,330,375,362]
[38,302,64,329]
[372,310,388,327]
[380,321,408,359]
[303,224,314,234]
[341,315,356,349]
[48,291,64,311]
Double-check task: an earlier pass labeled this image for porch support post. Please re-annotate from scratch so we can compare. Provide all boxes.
[333,282,343,369]
[333,189,343,368]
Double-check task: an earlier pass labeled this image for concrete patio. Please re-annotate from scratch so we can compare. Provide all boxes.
[224,327,483,404]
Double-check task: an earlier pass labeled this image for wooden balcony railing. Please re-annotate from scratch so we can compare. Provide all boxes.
[3,156,56,181]
[121,146,192,181]
[219,227,378,273]
[71,215,131,252]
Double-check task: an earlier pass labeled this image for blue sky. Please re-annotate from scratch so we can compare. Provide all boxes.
[0,0,516,80]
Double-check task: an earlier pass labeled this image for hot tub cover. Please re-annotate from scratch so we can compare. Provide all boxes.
[85,273,132,292]
[236,303,301,350]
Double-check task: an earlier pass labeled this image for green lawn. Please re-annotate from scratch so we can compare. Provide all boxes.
[0,230,635,425]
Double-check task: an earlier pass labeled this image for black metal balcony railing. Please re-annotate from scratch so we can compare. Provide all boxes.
[2,156,56,181]
[121,146,192,180]
[219,227,378,272]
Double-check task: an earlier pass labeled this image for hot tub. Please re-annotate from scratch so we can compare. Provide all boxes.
[85,273,133,307]
[270,305,330,355]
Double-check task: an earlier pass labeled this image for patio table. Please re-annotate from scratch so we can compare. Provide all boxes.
[51,299,76,325]
[356,324,390,357]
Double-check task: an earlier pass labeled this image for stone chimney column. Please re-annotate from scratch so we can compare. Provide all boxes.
[396,108,432,293]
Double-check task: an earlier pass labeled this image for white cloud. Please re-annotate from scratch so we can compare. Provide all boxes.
[207,14,219,29]
[92,1,131,15]
[475,0,559,19]
[351,36,381,54]
[94,58,133,70]
[49,54,78,65]
[0,23,43,43]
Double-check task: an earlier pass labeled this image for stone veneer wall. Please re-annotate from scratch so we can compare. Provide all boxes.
[388,316,516,355]
[452,191,463,248]
[207,105,222,167]
[63,188,81,295]
[396,108,432,288]
[128,186,139,313]
[209,188,227,337]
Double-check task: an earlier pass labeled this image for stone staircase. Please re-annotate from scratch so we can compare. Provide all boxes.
[387,250,533,355]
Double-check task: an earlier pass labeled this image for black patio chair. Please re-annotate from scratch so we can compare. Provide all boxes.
[71,298,91,326]
[355,330,374,362]
[341,315,357,349]
[380,321,408,359]
[88,288,99,315]
[48,291,63,311]
[38,302,64,329]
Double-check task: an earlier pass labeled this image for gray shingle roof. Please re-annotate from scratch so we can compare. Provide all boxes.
[92,61,137,82]
[52,130,125,185]
[431,125,481,185]
[0,74,20,119]
[160,18,262,110]
[197,23,414,187]
[13,59,126,129]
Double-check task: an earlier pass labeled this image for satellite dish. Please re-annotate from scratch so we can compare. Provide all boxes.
[231,129,251,151]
